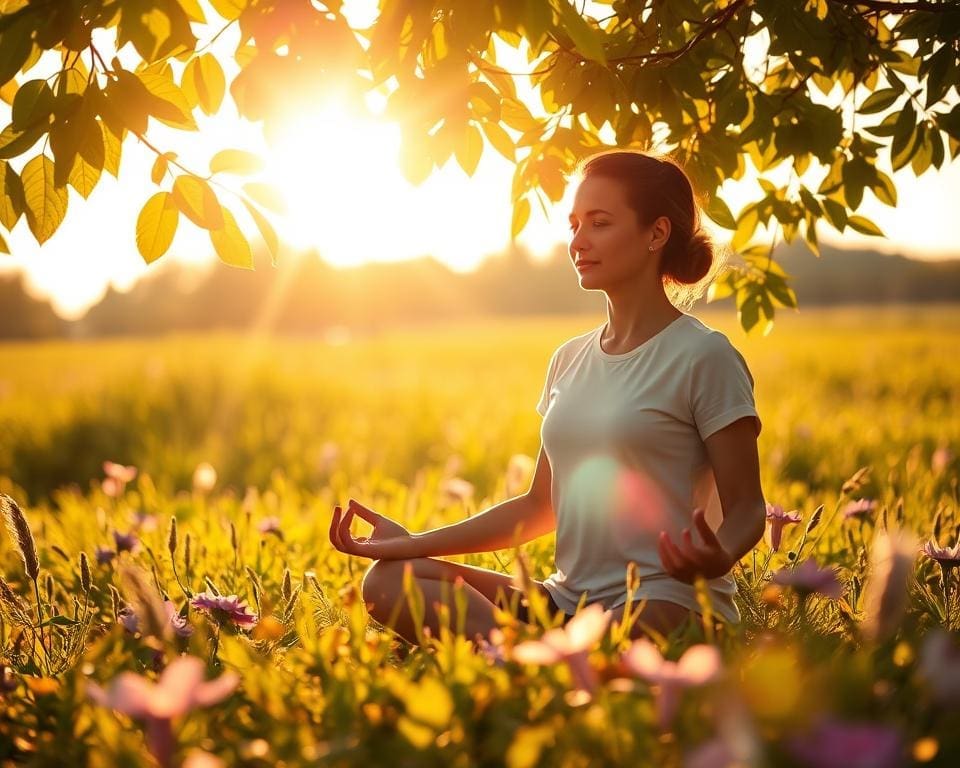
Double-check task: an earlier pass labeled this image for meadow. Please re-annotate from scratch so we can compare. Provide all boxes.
[0,305,958,767]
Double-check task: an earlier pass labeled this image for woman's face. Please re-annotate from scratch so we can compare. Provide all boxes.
[568,175,667,290]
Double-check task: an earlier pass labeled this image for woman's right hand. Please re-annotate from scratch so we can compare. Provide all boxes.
[329,498,417,560]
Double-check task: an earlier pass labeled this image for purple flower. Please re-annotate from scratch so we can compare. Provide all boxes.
[921,537,960,569]
[842,498,877,521]
[191,591,258,628]
[95,546,116,565]
[164,601,194,638]
[113,530,139,554]
[118,606,140,634]
[771,558,843,599]
[765,503,802,552]
[787,719,903,768]
[256,516,283,540]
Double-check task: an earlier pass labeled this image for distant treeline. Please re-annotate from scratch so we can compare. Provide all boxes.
[2,242,959,339]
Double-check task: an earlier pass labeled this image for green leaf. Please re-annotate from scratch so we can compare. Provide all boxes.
[704,196,736,230]
[0,161,26,230]
[243,182,287,214]
[11,80,56,131]
[136,191,179,264]
[21,154,68,245]
[241,198,280,266]
[209,206,253,268]
[172,175,224,229]
[37,615,79,628]
[858,88,899,115]
[846,215,884,237]
[511,196,530,239]
[556,0,606,63]
[209,149,263,176]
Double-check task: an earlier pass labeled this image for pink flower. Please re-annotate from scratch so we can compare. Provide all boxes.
[165,601,194,638]
[191,591,258,628]
[787,719,903,768]
[932,445,953,473]
[104,461,138,484]
[919,630,960,704]
[765,503,801,552]
[88,656,238,768]
[842,498,877,521]
[192,463,217,493]
[440,477,475,504]
[119,607,140,634]
[113,530,139,554]
[621,639,722,730]
[256,516,283,540]
[921,537,960,569]
[512,603,612,694]
[771,558,842,599]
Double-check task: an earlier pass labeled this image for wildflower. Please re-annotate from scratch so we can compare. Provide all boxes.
[192,462,217,493]
[511,602,612,694]
[919,630,960,704]
[765,503,801,552]
[165,601,194,638]
[257,516,283,540]
[506,453,536,497]
[771,558,843,599]
[103,461,137,498]
[920,537,960,570]
[95,546,116,565]
[620,639,722,730]
[787,719,903,768]
[441,477,475,504]
[932,445,953,474]
[191,591,258,628]
[861,528,916,642]
[88,655,238,768]
[113,530,140,554]
[132,509,158,531]
[842,498,877,521]
[119,606,140,634]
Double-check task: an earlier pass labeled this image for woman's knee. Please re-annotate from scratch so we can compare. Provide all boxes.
[361,558,420,611]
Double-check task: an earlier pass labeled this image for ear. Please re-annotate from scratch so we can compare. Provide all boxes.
[650,215,671,250]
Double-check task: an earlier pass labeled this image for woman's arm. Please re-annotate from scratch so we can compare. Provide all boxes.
[658,416,765,581]
[330,446,555,560]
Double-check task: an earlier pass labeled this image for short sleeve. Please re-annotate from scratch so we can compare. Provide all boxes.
[536,349,559,417]
[689,333,762,440]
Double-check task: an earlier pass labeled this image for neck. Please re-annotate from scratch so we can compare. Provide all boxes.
[602,273,681,346]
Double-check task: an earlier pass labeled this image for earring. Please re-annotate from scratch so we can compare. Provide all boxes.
[648,245,654,251]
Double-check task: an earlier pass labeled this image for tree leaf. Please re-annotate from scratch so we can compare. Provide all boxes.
[704,195,736,230]
[241,198,279,266]
[209,149,263,175]
[511,196,530,239]
[181,53,225,115]
[136,191,179,264]
[556,1,606,63]
[242,182,287,214]
[0,161,25,230]
[858,88,899,115]
[208,0,247,22]
[481,121,515,162]
[209,206,253,269]
[846,214,884,237]
[455,124,483,176]
[172,175,224,229]
[101,121,123,178]
[0,121,47,160]
[11,80,56,130]
[21,154,68,245]
[151,152,176,184]
[137,71,198,130]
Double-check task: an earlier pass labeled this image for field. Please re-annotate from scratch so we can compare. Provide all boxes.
[1,306,959,767]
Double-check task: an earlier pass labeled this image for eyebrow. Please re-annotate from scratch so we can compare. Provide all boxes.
[568,208,613,221]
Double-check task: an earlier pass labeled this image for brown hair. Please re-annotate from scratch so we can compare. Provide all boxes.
[578,150,720,304]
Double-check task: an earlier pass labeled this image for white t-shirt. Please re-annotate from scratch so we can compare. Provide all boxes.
[536,313,761,623]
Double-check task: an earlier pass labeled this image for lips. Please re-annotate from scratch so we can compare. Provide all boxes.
[576,261,599,270]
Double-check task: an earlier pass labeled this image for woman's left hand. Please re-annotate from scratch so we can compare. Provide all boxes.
[658,508,734,583]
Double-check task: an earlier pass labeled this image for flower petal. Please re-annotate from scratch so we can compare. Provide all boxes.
[513,640,564,665]
[565,603,611,652]
[621,638,664,679]
[677,645,722,685]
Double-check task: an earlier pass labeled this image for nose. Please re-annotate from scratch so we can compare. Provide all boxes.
[569,226,590,258]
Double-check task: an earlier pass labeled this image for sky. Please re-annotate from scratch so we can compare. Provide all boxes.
[1,1,958,320]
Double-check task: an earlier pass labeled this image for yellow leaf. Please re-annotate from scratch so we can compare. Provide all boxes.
[172,175,224,229]
[175,0,207,23]
[181,54,225,116]
[404,677,453,729]
[0,230,7,253]
[209,206,253,268]
[151,152,176,185]
[455,123,483,176]
[846,214,884,237]
[482,121,515,162]
[24,677,60,695]
[208,0,246,21]
[101,121,123,178]
[0,161,25,230]
[21,154,67,244]
[0,79,17,105]
[241,199,279,265]
[511,196,530,239]
[138,71,197,130]
[68,153,102,199]
[399,145,432,186]
[136,191,179,264]
[506,724,555,768]
[209,149,263,175]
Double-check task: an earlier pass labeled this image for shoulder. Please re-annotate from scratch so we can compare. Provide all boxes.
[550,324,601,366]
[675,315,744,363]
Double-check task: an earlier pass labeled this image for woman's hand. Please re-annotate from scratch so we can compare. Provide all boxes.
[328,498,416,561]
[657,508,734,583]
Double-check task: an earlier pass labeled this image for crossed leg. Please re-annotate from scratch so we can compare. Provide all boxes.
[360,556,698,647]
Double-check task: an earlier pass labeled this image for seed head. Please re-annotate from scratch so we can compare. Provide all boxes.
[1,495,39,581]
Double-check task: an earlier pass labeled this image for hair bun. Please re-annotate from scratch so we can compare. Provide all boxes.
[672,231,713,285]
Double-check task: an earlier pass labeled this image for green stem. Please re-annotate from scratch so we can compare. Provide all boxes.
[32,578,51,675]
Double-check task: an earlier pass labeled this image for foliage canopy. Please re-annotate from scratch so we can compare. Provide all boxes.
[0,0,958,330]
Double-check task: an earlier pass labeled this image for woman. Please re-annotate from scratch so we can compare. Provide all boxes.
[328,150,765,645]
